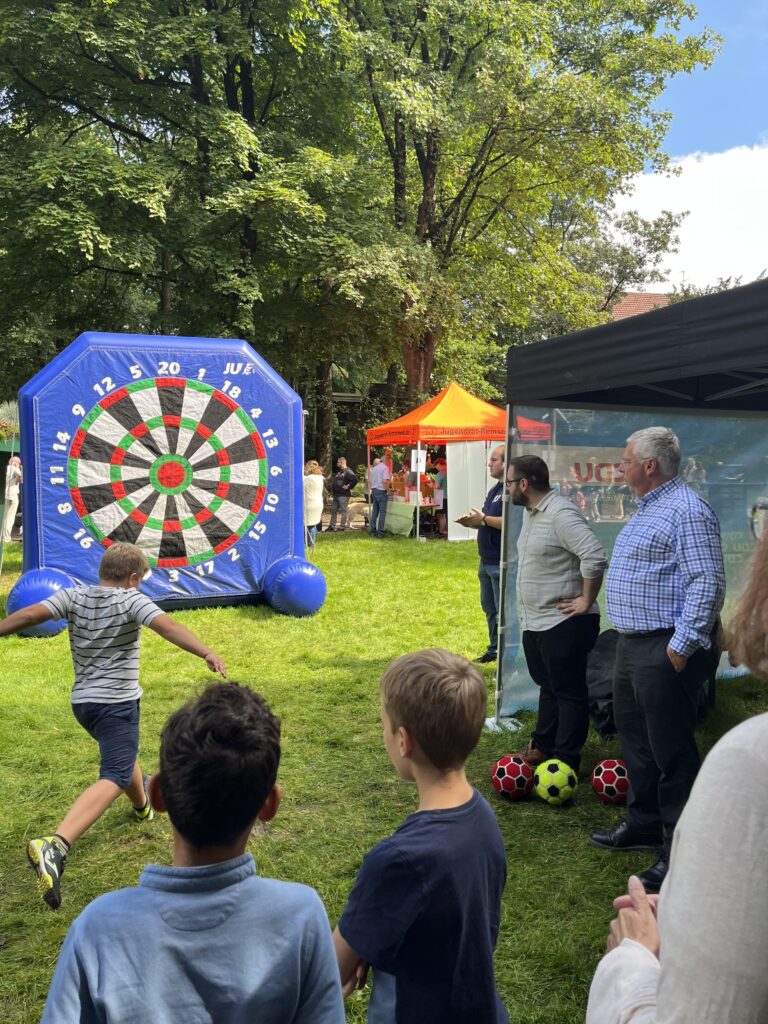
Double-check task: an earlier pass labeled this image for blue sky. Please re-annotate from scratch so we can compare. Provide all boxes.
[615,0,768,287]
[661,0,768,155]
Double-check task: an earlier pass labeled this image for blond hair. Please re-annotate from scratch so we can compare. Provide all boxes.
[99,543,149,582]
[304,460,324,476]
[727,534,768,678]
[380,649,486,770]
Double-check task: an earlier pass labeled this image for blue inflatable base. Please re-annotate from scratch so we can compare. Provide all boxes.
[6,568,80,637]
[263,558,327,617]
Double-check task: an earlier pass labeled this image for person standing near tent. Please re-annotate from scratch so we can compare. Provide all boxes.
[589,427,725,893]
[506,455,607,772]
[3,456,21,543]
[328,457,358,532]
[369,455,392,539]
[455,445,505,664]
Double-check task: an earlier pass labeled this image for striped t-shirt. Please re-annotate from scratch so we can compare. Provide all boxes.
[42,586,163,704]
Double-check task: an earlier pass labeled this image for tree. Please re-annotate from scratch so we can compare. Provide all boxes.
[335,0,717,395]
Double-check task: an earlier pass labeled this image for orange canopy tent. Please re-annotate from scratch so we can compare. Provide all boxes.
[366,382,505,445]
[366,383,505,540]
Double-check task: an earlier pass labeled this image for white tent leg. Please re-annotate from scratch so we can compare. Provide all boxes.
[416,441,421,541]
[367,444,371,534]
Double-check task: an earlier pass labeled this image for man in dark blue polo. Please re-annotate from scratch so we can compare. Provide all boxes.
[456,445,505,664]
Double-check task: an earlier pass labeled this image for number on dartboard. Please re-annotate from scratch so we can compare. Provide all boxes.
[263,494,279,513]
[92,377,116,397]
[66,377,270,568]
[52,431,71,453]
[169,570,180,583]
[229,548,240,562]
[158,361,180,374]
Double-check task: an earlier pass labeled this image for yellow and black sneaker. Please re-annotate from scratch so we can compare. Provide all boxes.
[27,835,67,910]
[132,775,154,822]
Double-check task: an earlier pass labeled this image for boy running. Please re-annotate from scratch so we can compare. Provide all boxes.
[0,543,225,909]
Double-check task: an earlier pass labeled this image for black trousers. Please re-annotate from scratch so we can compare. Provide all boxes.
[614,631,718,839]
[523,614,600,771]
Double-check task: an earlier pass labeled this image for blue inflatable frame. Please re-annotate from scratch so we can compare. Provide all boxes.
[10,331,326,628]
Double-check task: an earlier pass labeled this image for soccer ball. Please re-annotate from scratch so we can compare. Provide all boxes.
[533,759,577,806]
[491,755,533,800]
[591,759,630,805]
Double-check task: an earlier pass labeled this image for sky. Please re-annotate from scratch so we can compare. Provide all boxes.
[613,0,768,288]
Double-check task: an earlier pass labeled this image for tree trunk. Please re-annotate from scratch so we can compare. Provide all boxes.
[403,329,439,398]
[316,360,334,471]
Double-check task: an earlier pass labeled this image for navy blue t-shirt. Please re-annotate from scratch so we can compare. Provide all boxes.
[478,482,504,565]
[339,789,508,1024]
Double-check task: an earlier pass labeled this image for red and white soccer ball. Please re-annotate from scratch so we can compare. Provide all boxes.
[491,755,534,800]
[591,759,630,805]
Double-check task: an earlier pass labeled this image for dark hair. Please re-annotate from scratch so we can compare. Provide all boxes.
[380,649,486,770]
[509,455,550,490]
[159,682,281,848]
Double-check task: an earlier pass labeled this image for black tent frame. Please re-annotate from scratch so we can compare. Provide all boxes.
[506,278,768,413]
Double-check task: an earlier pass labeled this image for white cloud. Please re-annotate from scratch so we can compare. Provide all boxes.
[614,144,768,289]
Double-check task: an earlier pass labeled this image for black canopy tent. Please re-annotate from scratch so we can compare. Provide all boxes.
[493,278,768,722]
[506,277,768,413]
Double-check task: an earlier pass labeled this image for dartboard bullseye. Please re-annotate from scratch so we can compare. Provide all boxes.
[66,377,268,567]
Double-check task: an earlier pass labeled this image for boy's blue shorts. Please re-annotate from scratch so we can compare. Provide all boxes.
[72,699,140,789]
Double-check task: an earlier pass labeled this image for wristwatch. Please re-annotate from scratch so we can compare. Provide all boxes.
[480,514,487,526]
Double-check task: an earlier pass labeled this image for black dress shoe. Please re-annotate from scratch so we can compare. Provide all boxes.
[637,853,669,893]
[588,818,662,852]
[473,652,497,664]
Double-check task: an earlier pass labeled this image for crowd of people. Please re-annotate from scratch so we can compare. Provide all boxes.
[302,449,450,543]
[7,422,768,1022]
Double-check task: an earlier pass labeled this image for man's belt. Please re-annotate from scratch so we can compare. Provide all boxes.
[621,627,674,639]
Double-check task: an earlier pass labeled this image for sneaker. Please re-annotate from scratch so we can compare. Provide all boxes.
[473,651,497,664]
[133,776,154,822]
[27,836,67,910]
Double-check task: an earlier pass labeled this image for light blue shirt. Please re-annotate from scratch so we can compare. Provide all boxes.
[605,477,725,656]
[42,854,344,1024]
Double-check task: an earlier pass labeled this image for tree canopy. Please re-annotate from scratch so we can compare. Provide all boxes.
[0,0,716,432]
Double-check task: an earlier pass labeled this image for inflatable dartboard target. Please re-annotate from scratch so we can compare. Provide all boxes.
[14,332,326,616]
[68,377,268,567]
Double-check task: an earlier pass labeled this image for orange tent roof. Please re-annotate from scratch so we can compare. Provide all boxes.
[366,382,506,445]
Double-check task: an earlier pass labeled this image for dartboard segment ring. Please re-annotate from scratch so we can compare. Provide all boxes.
[67,377,268,567]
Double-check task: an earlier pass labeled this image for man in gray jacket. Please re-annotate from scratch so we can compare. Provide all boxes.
[508,455,607,772]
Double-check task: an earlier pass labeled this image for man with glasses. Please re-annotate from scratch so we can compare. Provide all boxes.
[589,427,724,893]
[455,445,506,664]
[507,455,607,773]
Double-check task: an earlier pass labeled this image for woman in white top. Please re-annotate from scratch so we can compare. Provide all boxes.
[303,460,326,548]
[587,534,768,1024]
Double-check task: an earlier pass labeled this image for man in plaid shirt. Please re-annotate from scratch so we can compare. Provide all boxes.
[589,427,725,892]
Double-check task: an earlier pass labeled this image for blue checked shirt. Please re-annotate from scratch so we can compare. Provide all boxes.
[606,477,725,657]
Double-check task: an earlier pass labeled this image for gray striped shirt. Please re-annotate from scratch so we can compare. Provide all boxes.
[42,586,163,704]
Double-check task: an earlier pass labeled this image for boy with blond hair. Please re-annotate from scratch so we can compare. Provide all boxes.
[0,542,226,910]
[334,649,508,1023]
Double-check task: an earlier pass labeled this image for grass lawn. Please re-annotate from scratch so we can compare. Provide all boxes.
[0,534,765,1023]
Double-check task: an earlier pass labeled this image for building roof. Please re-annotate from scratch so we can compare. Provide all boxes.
[611,292,670,320]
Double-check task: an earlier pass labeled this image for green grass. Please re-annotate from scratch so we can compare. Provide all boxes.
[0,535,765,1022]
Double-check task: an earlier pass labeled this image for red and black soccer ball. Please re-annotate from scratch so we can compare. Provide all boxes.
[591,759,630,805]
[491,755,534,800]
